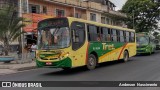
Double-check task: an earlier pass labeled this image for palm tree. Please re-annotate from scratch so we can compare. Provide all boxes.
[0,5,25,56]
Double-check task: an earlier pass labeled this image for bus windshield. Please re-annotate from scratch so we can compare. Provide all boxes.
[38,27,70,49]
[136,36,149,45]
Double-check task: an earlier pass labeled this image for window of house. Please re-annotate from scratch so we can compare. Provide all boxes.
[29,4,40,14]
[110,20,114,25]
[42,6,47,14]
[22,0,28,13]
[56,9,65,17]
[88,25,100,41]
[101,17,105,24]
[75,13,81,18]
[106,18,110,24]
[90,13,96,21]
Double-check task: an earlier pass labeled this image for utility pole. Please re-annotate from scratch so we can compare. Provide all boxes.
[73,7,76,17]
[19,0,24,63]
[133,10,135,30]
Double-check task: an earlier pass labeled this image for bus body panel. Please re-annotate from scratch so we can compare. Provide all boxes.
[88,42,136,63]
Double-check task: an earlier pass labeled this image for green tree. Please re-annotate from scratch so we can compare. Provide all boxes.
[0,5,25,56]
[122,0,160,32]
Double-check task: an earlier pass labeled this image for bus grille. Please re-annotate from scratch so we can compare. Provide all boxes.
[137,50,145,52]
[40,57,58,60]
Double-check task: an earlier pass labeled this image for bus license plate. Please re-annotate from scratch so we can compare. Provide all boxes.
[46,62,52,65]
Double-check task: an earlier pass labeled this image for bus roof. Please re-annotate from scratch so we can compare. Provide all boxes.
[67,17,135,32]
[136,32,152,36]
[136,32,155,39]
[38,17,135,32]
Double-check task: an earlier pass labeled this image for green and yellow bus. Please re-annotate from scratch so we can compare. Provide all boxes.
[136,32,156,55]
[36,17,136,70]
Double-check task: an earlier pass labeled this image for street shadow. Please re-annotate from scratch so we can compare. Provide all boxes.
[42,60,133,76]
[42,66,88,76]
[97,59,135,69]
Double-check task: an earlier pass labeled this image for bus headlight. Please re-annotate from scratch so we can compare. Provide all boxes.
[59,53,69,60]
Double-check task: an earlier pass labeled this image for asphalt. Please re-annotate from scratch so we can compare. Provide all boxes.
[0,51,160,90]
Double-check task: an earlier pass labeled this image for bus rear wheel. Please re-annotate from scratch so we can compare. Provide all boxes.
[123,51,129,62]
[87,54,97,70]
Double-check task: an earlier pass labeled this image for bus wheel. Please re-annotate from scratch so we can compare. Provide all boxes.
[87,54,97,70]
[123,51,129,62]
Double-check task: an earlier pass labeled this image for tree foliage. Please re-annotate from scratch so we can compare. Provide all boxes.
[122,0,160,32]
[0,5,25,55]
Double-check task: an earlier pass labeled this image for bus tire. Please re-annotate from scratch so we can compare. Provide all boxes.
[123,50,129,62]
[87,54,97,70]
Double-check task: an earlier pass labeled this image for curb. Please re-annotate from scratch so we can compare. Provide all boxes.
[0,65,37,71]
[16,66,37,71]
[0,61,37,71]
[0,66,11,69]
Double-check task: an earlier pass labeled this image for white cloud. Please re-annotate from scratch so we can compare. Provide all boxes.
[110,0,127,10]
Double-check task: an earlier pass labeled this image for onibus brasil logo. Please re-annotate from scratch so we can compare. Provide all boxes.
[1,82,42,87]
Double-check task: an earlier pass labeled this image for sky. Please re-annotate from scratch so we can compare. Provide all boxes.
[110,0,127,10]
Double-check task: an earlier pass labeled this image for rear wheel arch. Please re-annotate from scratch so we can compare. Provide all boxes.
[90,51,98,63]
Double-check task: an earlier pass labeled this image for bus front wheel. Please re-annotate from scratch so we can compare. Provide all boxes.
[123,51,129,62]
[87,54,97,70]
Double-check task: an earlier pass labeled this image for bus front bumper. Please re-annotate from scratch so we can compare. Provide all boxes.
[136,48,151,54]
[36,57,72,68]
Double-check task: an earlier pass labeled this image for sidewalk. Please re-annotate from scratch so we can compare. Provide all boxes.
[0,60,37,75]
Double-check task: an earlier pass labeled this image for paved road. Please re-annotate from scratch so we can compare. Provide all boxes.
[0,51,160,90]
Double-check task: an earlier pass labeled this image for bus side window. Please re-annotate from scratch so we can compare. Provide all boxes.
[88,25,99,41]
[112,29,117,42]
[117,30,120,42]
[126,31,130,42]
[110,29,113,41]
[123,31,126,42]
[120,31,125,42]
[131,32,135,42]
[108,28,111,41]
[97,26,101,41]
[101,27,110,42]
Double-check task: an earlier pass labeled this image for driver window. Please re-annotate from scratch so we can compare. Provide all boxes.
[71,22,85,50]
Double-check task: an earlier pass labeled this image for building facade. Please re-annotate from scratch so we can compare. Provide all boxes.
[21,0,127,32]
[0,0,127,46]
